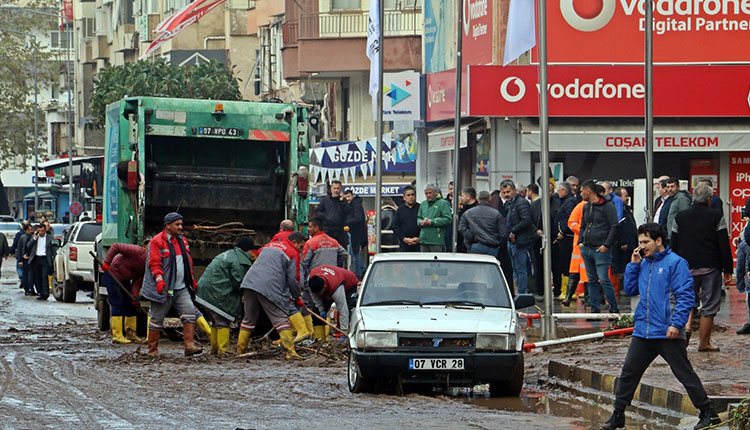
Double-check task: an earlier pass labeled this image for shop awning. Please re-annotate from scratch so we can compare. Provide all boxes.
[520,121,750,152]
[428,125,468,153]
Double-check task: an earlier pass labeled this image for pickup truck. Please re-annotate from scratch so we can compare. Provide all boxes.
[53,221,102,303]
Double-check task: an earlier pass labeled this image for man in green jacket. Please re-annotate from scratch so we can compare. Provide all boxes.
[417,184,453,252]
[195,237,255,355]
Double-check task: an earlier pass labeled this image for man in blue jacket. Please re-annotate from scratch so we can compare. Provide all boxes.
[601,223,719,430]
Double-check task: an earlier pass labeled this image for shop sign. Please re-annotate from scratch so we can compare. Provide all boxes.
[424,0,456,73]
[533,0,750,63]
[426,68,468,122]
[469,65,750,117]
[728,152,750,262]
[382,72,421,121]
[428,126,468,152]
[521,131,750,152]
[342,184,412,197]
[463,0,494,65]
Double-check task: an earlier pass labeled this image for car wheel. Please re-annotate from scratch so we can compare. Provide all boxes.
[347,350,373,394]
[96,296,110,331]
[489,355,524,397]
[52,278,65,302]
[62,278,78,303]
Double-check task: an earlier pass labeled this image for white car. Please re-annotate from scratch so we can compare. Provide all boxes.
[53,221,102,303]
[347,252,535,397]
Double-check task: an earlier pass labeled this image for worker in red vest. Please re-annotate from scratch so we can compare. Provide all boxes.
[306,265,359,333]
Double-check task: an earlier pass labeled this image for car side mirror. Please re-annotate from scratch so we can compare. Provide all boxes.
[514,294,535,309]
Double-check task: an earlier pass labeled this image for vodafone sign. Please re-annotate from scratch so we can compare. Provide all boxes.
[468,65,750,117]
[537,0,750,62]
[463,0,493,65]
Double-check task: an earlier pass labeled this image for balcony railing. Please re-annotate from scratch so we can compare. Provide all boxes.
[297,9,420,39]
[282,22,299,47]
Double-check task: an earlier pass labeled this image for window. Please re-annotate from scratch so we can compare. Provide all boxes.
[385,0,421,8]
[75,223,102,242]
[82,17,96,38]
[330,0,359,10]
[49,30,72,49]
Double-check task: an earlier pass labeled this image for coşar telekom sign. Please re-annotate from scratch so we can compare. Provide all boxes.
[534,0,750,62]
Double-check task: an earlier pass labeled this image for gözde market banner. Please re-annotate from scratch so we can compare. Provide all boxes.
[467,65,750,117]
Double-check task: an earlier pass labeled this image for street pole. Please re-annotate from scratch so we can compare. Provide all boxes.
[645,0,654,220]
[374,0,384,254]
[63,0,75,222]
[451,0,463,253]
[34,44,39,217]
[537,0,554,340]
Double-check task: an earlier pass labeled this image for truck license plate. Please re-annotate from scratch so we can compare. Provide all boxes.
[409,358,464,370]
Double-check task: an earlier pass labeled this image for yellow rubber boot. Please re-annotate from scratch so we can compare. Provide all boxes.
[313,325,326,341]
[236,329,252,354]
[111,316,131,344]
[124,316,143,342]
[290,312,311,343]
[209,327,218,355]
[304,314,313,335]
[559,275,569,300]
[196,316,212,336]
[216,328,230,355]
[279,329,301,360]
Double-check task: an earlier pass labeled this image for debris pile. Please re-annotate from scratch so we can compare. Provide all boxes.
[185,222,270,250]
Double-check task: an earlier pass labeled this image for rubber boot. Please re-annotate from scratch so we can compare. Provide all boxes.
[303,314,313,335]
[698,316,720,352]
[289,312,311,343]
[147,328,159,356]
[124,316,143,342]
[209,327,219,355]
[561,274,579,307]
[183,322,203,356]
[196,316,212,337]
[236,329,252,354]
[313,325,326,341]
[216,327,230,355]
[111,316,131,344]
[279,329,301,360]
[558,275,569,300]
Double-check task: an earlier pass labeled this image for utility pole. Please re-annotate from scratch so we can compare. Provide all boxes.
[451,0,464,253]
[645,0,655,220]
[62,0,75,222]
[537,0,554,340]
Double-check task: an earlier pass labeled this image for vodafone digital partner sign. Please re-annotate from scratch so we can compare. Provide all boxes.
[534,0,750,62]
[467,64,750,117]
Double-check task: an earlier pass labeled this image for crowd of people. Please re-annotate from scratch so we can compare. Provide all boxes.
[10,216,58,300]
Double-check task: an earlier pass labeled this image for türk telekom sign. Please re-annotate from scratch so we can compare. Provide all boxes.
[468,65,750,117]
[534,0,750,62]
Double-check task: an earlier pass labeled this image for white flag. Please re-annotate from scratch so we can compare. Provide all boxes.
[313,148,325,163]
[349,166,358,181]
[503,0,536,66]
[367,0,381,103]
[360,163,369,180]
[343,167,350,184]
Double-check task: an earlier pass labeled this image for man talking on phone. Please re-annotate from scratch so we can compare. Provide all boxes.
[600,223,719,430]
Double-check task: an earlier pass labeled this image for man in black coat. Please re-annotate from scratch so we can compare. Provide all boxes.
[25,224,54,300]
[344,189,368,277]
[316,181,350,247]
[554,181,576,298]
[457,187,479,253]
[15,223,33,295]
[501,179,536,295]
[393,186,421,252]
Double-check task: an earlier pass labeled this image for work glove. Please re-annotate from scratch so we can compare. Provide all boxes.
[295,297,304,308]
[319,310,327,319]
[131,300,139,307]
[101,262,110,272]
[157,280,166,295]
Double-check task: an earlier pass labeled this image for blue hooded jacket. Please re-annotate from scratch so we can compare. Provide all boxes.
[624,247,694,339]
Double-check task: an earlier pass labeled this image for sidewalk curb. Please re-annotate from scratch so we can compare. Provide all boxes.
[548,360,743,416]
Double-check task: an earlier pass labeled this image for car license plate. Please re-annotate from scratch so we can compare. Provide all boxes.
[409,358,464,370]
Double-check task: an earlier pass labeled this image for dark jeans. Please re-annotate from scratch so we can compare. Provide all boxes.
[468,242,499,258]
[580,245,619,312]
[614,337,711,413]
[31,258,51,299]
[102,272,138,317]
[497,241,514,296]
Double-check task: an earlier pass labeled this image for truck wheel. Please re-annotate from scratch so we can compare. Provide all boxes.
[62,278,78,303]
[489,355,524,397]
[96,296,110,331]
[52,278,65,302]
[347,350,373,394]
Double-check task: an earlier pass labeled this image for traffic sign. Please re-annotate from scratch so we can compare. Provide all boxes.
[69,201,83,216]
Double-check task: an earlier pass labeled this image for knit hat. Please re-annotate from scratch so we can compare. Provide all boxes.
[163,212,183,225]
[237,237,255,252]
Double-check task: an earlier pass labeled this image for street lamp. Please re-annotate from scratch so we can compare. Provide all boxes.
[0,27,40,218]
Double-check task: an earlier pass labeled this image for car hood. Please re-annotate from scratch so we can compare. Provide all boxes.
[357,306,515,334]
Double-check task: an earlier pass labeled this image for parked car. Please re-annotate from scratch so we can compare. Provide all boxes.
[0,222,20,247]
[52,221,102,303]
[346,253,535,397]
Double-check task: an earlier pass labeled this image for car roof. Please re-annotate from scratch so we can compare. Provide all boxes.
[370,252,500,264]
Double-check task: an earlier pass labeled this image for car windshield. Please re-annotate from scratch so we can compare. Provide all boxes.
[361,260,512,308]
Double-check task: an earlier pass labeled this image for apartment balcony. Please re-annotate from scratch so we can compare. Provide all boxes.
[282,9,421,79]
[92,35,109,60]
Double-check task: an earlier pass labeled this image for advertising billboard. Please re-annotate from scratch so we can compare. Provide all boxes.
[424,0,456,73]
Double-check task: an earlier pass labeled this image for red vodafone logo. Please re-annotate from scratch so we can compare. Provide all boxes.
[500,77,526,102]
[560,0,616,31]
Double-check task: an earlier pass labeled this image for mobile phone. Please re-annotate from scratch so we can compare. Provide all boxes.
[637,248,645,259]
